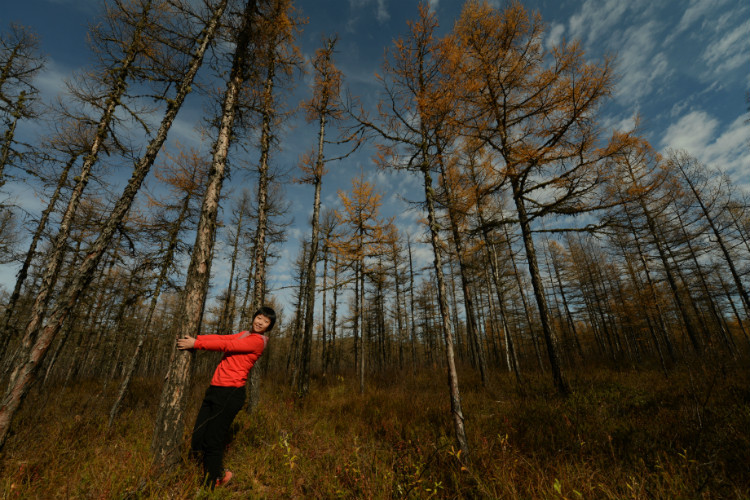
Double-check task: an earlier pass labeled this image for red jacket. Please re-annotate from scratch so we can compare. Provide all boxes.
[194,331,267,387]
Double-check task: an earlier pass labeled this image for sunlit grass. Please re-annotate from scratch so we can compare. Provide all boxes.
[1,360,748,498]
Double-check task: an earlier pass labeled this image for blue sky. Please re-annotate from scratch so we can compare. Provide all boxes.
[2,0,749,313]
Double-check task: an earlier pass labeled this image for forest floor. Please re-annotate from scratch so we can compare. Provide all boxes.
[1,358,748,499]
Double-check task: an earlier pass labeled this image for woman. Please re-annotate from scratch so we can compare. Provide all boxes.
[177,305,276,488]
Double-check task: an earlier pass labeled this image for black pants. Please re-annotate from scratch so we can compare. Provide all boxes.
[191,385,245,485]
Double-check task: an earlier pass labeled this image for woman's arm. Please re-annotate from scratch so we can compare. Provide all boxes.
[195,334,266,353]
[176,333,266,353]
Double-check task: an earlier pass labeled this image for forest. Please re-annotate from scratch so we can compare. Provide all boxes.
[0,0,748,498]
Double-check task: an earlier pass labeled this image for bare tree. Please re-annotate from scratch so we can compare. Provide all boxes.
[668,151,750,319]
[296,34,358,397]
[0,22,44,187]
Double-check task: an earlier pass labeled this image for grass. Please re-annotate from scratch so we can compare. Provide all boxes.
[1,360,748,499]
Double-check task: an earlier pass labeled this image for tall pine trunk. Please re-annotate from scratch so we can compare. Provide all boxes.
[437,158,486,385]
[673,156,750,318]
[108,177,200,429]
[245,47,278,413]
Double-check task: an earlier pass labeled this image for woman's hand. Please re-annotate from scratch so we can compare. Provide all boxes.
[177,336,196,350]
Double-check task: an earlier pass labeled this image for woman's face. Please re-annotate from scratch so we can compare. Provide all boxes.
[252,314,272,333]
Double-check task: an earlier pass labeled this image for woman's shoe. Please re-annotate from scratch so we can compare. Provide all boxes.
[216,470,233,487]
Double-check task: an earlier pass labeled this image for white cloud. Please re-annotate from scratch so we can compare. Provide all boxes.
[602,113,637,134]
[568,0,634,48]
[661,111,750,190]
[613,21,670,104]
[562,0,669,106]
[34,61,72,100]
[670,0,731,40]
[699,115,750,189]
[347,0,390,27]
[661,110,718,152]
[376,0,389,23]
[546,22,565,51]
[167,116,207,148]
[701,18,750,76]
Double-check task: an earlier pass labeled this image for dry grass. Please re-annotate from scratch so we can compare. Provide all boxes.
[1,360,749,499]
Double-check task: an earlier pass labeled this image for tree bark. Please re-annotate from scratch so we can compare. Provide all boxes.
[437,159,487,385]
[673,155,750,319]
[108,174,200,429]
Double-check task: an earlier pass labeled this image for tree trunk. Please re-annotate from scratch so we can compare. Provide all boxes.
[358,257,365,394]
[502,223,545,372]
[321,242,329,374]
[0,95,22,188]
[510,177,569,395]
[245,48,278,413]
[108,180,198,429]
[619,202,676,362]
[407,236,418,373]
[421,165,469,455]
[298,111,327,398]
[151,0,253,470]
[437,160,486,385]
[217,202,245,335]
[484,238,523,384]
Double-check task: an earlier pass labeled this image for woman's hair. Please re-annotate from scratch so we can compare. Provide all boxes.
[253,306,277,331]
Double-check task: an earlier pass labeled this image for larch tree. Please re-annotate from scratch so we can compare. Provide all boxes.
[242,0,302,412]
[405,232,419,372]
[246,0,302,313]
[606,138,703,354]
[450,0,629,395]
[216,189,254,336]
[3,0,153,378]
[237,180,290,329]
[319,207,340,375]
[0,19,39,263]
[0,22,44,188]
[296,34,359,397]
[0,126,87,358]
[356,4,469,454]
[605,223,672,373]
[332,171,390,394]
[462,143,523,382]
[287,240,310,380]
[385,223,408,369]
[668,151,750,319]
[436,149,488,385]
